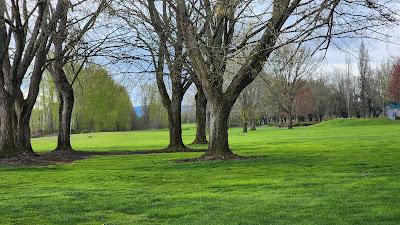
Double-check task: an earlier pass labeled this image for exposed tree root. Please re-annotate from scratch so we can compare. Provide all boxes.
[161,145,193,152]
[191,139,208,145]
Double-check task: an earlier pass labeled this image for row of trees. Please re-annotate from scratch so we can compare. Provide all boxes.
[230,42,400,131]
[1,0,398,160]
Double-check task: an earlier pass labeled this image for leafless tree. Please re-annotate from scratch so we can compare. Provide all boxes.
[263,46,320,129]
[113,0,193,151]
[0,0,60,157]
[358,41,372,118]
[46,0,109,153]
[172,0,398,159]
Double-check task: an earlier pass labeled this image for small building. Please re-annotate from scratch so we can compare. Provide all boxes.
[386,103,400,120]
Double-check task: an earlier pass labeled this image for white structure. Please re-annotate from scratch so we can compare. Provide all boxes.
[386,104,400,120]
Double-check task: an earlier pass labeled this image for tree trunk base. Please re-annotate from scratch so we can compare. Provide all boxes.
[0,147,35,159]
[162,145,192,152]
[53,146,75,154]
[175,152,251,162]
[191,138,208,145]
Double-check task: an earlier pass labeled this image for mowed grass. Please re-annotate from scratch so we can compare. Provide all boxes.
[1,118,400,225]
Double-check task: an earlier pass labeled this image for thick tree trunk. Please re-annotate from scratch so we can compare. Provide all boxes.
[0,95,18,158]
[14,92,34,153]
[55,88,74,152]
[192,89,208,144]
[15,115,33,153]
[205,99,234,157]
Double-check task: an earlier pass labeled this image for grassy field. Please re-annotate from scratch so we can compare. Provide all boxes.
[1,118,400,224]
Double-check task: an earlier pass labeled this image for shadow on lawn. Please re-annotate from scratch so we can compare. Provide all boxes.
[0,149,207,167]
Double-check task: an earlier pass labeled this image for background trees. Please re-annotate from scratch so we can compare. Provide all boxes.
[262,46,319,129]
[30,66,134,134]
[388,61,400,103]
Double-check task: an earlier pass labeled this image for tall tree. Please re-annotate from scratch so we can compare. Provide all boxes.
[358,41,372,118]
[0,0,59,157]
[114,0,192,151]
[174,0,398,158]
[48,0,107,152]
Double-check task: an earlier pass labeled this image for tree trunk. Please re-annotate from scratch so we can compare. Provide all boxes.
[0,94,18,158]
[288,98,293,129]
[54,88,74,152]
[242,120,248,133]
[250,117,256,131]
[166,92,186,151]
[14,91,35,153]
[206,99,234,157]
[192,89,208,144]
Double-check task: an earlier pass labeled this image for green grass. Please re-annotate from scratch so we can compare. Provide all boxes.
[1,119,400,224]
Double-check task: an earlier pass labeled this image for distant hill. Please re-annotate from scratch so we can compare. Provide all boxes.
[133,105,194,118]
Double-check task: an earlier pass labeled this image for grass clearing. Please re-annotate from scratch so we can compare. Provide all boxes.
[1,119,400,224]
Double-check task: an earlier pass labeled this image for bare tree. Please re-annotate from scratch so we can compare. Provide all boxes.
[47,0,108,153]
[358,41,372,118]
[263,46,319,129]
[114,0,192,151]
[0,0,60,157]
[174,0,398,159]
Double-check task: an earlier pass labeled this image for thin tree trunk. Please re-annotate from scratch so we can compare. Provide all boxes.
[55,88,74,152]
[242,120,248,133]
[288,98,294,129]
[165,91,186,151]
[250,117,256,131]
[192,89,208,144]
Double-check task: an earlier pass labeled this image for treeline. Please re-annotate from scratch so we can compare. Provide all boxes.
[230,43,400,130]
[30,66,134,136]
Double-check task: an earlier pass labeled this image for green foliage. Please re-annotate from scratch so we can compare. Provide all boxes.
[136,83,169,129]
[30,65,135,135]
[0,119,398,224]
[73,66,134,133]
[30,73,59,136]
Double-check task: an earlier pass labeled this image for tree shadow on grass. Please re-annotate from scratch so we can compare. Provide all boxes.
[0,149,207,167]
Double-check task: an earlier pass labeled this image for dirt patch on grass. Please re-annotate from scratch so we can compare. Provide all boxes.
[0,149,206,167]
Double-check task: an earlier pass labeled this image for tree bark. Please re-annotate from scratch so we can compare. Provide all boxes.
[0,94,18,158]
[55,88,74,152]
[50,60,75,153]
[250,117,256,131]
[242,120,248,133]
[206,99,234,157]
[288,98,294,129]
[166,91,186,151]
[192,89,208,144]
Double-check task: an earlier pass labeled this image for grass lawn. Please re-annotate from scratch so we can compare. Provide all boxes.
[1,118,400,224]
